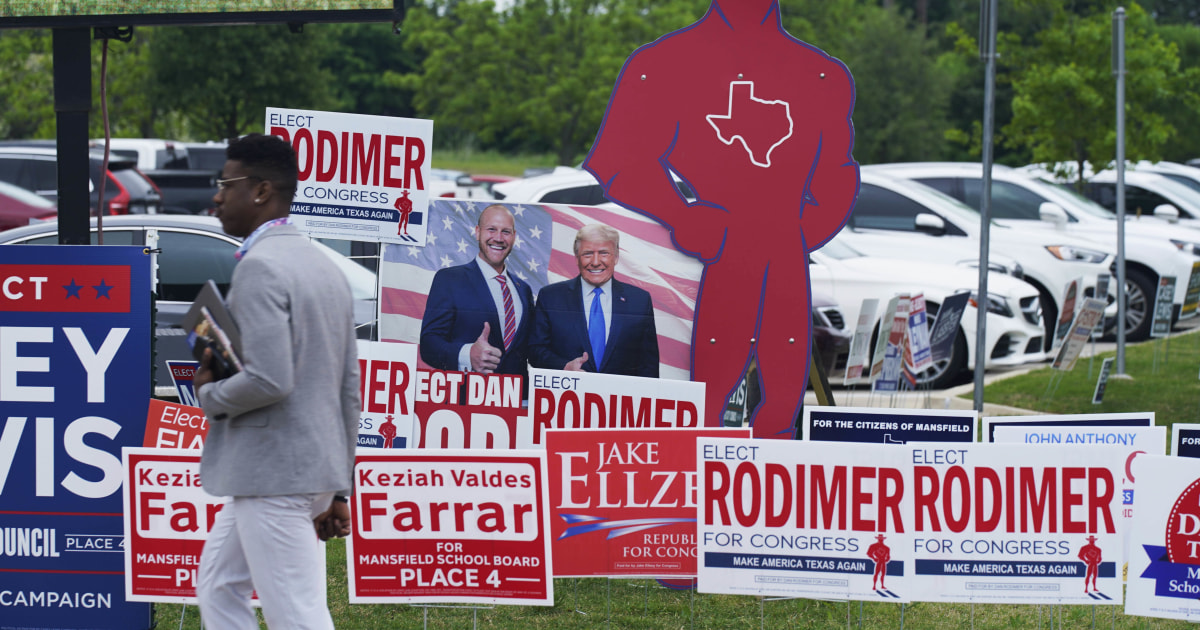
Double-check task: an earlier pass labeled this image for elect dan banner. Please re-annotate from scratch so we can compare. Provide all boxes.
[546,428,748,577]
[266,107,433,245]
[0,246,153,628]
[347,450,553,605]
[697,438,1126,605]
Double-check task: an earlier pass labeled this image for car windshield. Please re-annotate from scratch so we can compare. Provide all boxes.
[1028,177,1116,220]
[1157,172,1200,196]
[312,240,377,300]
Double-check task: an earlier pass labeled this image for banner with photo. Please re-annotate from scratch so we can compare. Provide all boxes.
[546,427,748,577]
[378,200,703,382]
[347,449,553,605]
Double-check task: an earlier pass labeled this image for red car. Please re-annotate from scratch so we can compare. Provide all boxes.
[0,179,57,231]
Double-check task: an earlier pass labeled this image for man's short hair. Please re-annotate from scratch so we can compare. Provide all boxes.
[573,224,620,255]
[226,134,298,202]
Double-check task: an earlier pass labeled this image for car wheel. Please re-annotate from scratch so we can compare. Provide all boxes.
[1038,287,1058,352]
[1120,268,1155,341]
[916,301,968,389]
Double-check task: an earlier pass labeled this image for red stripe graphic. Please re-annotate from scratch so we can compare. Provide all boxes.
[0,264,130,313]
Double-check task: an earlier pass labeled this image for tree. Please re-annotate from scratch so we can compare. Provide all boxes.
[1002,3,1200,183]
[0,30,54,139]
[401,0,704,163]
[147,24,341,141]
[323,22,422,120]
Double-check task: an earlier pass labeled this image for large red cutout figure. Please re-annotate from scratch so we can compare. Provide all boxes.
[585,0,859,438]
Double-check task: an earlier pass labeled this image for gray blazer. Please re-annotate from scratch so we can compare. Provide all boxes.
[198,225,360,498]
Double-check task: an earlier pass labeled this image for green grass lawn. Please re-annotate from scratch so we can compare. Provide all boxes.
[155,538,1195,629]
[153,331,1200,628]
[980,328,1200,426]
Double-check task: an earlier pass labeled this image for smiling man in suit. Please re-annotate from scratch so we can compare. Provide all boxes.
[420,204,535,383]
[530,224,659,377]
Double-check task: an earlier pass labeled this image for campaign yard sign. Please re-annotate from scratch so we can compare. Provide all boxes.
[266,107,433,246]
[1126,455,1200,620]
[981,412,1155,443]
[697,438,913,602]
[928,292,969,364]
[906,293,932,373]
[527,368,705,447]
[546,428,748,577]
[1051,298,1107,371]
[843,297,878,384]
[411,369,527,449]
[0,245,153,629]
[874,295,909,393]
[1172,424,1200,458]
[165,360,199,406]
[348,449,553,605]
[142,399,208,450]
[1151,276,1177,338]
[868,296,900,389]
[122,449,223,604]
[357,340,417,448]
[697,438,1126,605]
[801,406,975,444]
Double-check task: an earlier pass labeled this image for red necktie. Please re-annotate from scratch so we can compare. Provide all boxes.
[496,275,516,350]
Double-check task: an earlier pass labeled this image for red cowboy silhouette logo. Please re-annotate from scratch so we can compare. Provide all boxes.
[379,414,398,449]
[867,534,891,591]
[1078,535,1103,593]
[584,0,858,439]
[394,190,414,236]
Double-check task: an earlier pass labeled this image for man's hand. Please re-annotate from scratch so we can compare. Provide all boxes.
[194,347,215,391]
[564,352,589,371]
[469,322,502,373]
[313,499,351,541]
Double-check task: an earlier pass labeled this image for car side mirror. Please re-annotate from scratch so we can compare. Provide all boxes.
[914,212,946,235]
[1154,204,1180,223]
[1038,201,1069,226]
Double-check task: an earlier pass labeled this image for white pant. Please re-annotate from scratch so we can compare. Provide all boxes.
[197,492,334,630]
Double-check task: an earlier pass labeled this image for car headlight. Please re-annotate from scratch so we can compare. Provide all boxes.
[1170,239,1200,257]
[957,290,1015,318]
[1044,245,1109,264]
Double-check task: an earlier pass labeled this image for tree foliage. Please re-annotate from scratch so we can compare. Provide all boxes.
[147,25,341,140]
[0,30,54,139]
[1002,3,1200,179]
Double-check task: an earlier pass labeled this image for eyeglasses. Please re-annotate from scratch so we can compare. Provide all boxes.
[212,175,263,191]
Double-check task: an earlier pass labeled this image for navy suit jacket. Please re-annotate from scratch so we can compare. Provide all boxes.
[530,276,659,378]
[420,260,535,384]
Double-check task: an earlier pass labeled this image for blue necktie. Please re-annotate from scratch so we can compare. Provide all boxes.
[588,287,605,369]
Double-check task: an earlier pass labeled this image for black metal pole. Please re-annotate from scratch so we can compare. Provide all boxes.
[52,27,91,245]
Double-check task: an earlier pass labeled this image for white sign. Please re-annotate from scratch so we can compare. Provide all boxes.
[1126,455,1200,620]
[844,298,878,384]
[906,293,932,373]
[266,107,433,245]
[1051,298,1107,371]
[356,340,418,448]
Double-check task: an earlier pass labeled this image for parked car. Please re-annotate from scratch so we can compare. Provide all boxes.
[0,179,57,230]
[0,215,378,397]
[0,146,162,215]
[491,166,695,206]
[839,170,1113,350]
[91,138,219,215]
[810,238,1047,388]
[1024,163,1200,227]
[867,162,1200,340]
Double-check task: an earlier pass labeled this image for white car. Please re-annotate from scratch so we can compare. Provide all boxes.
[810,238,1046,388]
[840,170,1114,350]
[1023,162,1200,227]
[491,166,695,207]
[868,162,1200,340]
[93,138,190,171]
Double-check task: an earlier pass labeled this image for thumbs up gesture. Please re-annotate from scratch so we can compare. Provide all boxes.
[470,322,502,373]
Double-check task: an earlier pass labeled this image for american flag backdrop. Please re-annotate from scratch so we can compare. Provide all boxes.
[379,200,703,380]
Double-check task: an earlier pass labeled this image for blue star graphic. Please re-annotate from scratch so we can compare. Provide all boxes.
[93,279,114,299]
[63,279,83,299]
